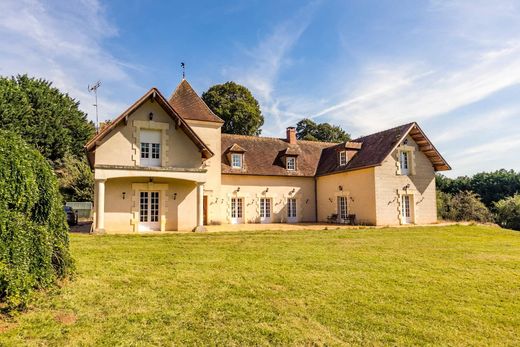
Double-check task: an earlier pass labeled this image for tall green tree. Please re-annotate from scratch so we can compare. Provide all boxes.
[202,82,264,135]
[0,74,95,164]
[296,118,351,143]
[0,75,96,202]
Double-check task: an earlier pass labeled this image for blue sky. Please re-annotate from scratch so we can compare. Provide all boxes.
[1,0,520,177]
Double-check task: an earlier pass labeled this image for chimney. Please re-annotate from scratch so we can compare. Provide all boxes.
[286,127,297,144]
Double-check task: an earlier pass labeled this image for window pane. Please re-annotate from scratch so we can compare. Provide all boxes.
[232,154,242,168]
[141,143,150,159]
[151,143,160,159]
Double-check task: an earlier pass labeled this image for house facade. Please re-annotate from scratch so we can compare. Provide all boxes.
[85,79,450,233]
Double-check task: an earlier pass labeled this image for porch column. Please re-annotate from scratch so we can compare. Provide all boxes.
[193,182,206,232]
[95,179,106,233]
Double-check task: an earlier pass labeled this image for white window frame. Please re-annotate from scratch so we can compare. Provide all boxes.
[286,157,296,171]
[140,129,161,167]
[231,153,243,169]
[230,197,243,224]
[287,198,297,220]
[337,196,347,220]
[139,191,160,231]
[401,194,412,224]
[339,151,347,166]
[400,151,410,175]
[260,198,271,223]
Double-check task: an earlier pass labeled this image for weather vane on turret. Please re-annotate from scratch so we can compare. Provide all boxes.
[181,62,185,79]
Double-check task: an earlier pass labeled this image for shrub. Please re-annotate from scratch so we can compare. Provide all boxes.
[0,130,73,310]
[437,191,493,223]
[494,194,520,231]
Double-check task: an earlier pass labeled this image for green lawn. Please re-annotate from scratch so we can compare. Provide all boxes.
[1,225,519,346]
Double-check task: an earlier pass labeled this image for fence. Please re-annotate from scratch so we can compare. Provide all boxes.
[65,201,93,219]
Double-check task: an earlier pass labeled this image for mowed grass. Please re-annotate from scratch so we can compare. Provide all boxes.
[1,225,520,346]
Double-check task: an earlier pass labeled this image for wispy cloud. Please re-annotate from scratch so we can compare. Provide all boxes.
[311,40,520,136]
[0,0,141,121]
[224,1,320,134]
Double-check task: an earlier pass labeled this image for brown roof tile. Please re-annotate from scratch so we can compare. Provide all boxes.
[317,123,414,175]
[169,79,224,123]
[221,134,333,177]
[221,122,450,177]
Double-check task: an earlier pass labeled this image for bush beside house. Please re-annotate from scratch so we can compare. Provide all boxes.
[0,130,73,310]
[437,191,493,223]
[494,194,520,231]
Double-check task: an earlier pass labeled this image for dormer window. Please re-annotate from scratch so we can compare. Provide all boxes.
[231,153,243,169]
[286,157,296,171]
[339,151,347,166]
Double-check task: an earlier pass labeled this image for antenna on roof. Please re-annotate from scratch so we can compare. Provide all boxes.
[181,62,185,80]
[88,80,102,133]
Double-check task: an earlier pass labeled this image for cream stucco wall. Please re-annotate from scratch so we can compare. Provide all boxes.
[186,120,222,193]
[101,177,198,233]
[374,135,437,225]
[207,175,317,224]
[95,100,203,169]
[316,167,377,225]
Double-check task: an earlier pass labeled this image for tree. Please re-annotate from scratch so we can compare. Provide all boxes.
[0,74,95,164]
[296,118,351,143]
[0,130,73,310]
[202,82,263,135]
[439,191,493,223]
[0,75,96,202]
[494,194,520,231]
[436,170,520,207]
[56,154,94,202]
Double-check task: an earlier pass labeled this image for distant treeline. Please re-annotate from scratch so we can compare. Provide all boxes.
[436,169,520,230]
[436,169,520,208]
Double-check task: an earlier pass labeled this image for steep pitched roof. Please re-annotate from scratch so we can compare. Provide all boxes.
[221,134,333,177]
[84,88,214,161]
[220,122,450,177]
[317,122,450,175]
[168,79,224,123]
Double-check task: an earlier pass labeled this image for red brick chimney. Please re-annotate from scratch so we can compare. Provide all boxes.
[286,127,297,144]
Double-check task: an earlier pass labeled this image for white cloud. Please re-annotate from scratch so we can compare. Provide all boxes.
[224,1,320,135]
[312,40,520,136]
[0,0,141,122]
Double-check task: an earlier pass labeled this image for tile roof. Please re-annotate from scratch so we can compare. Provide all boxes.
[168,79,224,123]
[316,123,414,175]
[222,122,450,177]
[221,134,333,177]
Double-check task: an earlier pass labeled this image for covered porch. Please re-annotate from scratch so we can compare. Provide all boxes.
[93,165,207,233]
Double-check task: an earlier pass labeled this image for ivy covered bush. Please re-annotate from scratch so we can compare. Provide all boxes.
[0,130,73,310]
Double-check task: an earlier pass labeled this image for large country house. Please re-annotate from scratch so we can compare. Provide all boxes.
[85,79,450,233]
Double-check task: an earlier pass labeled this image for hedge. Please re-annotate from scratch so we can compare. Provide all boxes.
[0,130,73,310]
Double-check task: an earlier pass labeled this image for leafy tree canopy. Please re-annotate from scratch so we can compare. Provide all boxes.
[202,82,264,136]
[436,169,520,207]
[0,130,73,310]
[296,118,351,143]
[0,74,95,164]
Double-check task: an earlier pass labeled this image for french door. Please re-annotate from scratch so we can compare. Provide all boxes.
[287,198,297,223]
[140,130,161,167]
[230,197,243,224]
[260,198,272,223]
[401,195,412,224]
[139,191,160,231]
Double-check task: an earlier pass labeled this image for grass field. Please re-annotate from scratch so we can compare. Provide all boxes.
[1,225,519,346]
